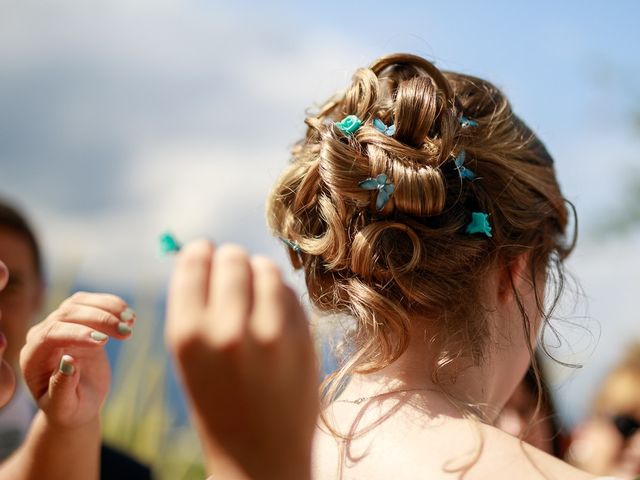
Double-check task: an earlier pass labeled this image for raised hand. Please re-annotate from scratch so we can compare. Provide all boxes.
[166,241,319,480]
[20,292,135,428]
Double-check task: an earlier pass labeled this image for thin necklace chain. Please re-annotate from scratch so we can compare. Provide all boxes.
[334,387,439,405]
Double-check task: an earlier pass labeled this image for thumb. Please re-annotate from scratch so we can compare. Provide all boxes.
[45,354,80,417]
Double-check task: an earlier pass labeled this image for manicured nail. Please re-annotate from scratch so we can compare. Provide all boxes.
[59,355,74,376]
[90,331,108,342]
[117,322,133,335]
[120,308,135,323]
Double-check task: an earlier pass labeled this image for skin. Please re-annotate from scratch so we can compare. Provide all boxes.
[0,260,17,408]
[0,257,134,480]
[0,228,44,370]
[0,234,599,479]
[164,242,598,480]
[165,241,318,480]
[310,257,596,480]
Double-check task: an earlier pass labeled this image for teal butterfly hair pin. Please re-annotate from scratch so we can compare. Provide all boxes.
[373,118,396,136]
[359,173,395,211]
[459,115,479,128]
[159,232,182,255]
[454,150,476,181]
[465,212,492,237]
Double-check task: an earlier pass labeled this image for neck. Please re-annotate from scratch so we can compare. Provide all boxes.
[337,322,526,423]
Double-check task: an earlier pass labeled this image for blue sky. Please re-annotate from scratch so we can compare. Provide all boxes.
[1,0,639,425]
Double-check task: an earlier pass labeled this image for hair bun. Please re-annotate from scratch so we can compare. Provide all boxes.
[365,141,446,217]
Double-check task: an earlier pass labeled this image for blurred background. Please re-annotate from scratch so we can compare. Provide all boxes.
[1,0,639,477]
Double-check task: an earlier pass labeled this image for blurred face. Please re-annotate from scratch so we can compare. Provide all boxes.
[0,228,42,368]
[568,371,640,476]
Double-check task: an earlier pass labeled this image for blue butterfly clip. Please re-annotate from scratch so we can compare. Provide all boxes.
[465,212,492,237]
[373,118,396,136]
[459,115,479,128]
[159,232,182,255]
[359,173,395,211]
[280,237,302,254]
[454,150,476,181]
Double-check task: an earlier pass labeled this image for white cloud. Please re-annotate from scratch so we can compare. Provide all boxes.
[0,0,360,288]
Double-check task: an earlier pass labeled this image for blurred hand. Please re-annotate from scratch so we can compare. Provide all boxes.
[0,260,16,408]
[19,292,135,429]
[166,241,319,480]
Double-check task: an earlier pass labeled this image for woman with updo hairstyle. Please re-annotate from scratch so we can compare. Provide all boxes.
[165,53,612,479]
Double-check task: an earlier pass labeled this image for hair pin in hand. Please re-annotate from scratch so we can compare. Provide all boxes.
[373,118,396,136]
[465,212,492,237]
[454,150,476,181]
[159,232,182,255]
[359,174,395,211]
[335,115,363,135]
[459,115,479,128]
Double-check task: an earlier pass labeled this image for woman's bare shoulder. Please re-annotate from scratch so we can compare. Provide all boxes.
[472,423,596,480]
[312,413,597,480]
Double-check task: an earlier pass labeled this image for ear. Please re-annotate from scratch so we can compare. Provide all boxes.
[497,253,530,304]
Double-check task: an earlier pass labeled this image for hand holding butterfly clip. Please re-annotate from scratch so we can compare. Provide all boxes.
[165,240,318,480]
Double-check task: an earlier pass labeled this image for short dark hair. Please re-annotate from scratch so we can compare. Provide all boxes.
[0,199,43,279]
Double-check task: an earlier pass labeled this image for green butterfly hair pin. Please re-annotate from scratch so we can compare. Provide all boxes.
[454,150,476,181]
[465,212,492,238]
[373,118,396,136]
[159,232,182,255]
[459,115,479,128]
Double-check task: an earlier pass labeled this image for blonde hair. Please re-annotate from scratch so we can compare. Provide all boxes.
[267,53,574,412]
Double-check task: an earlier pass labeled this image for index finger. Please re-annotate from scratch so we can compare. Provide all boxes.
[167,239,215,331]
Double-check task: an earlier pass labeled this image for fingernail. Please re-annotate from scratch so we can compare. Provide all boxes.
[90,331,108,342]
[117,322,133,335]
[59,355,74,376]
[0,332,6,350]
[120,308,135,323]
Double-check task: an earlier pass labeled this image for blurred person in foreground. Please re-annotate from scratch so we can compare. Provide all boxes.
[567,343,640,479]
[0,258,98,478]
[0,200,152,479]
